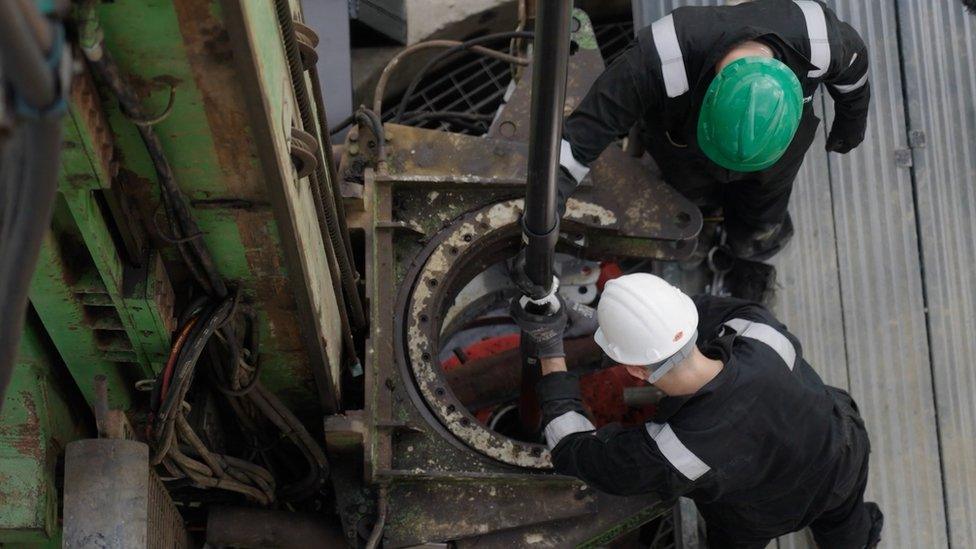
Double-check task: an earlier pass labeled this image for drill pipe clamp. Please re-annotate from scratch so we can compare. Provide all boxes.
[513,214,561,300]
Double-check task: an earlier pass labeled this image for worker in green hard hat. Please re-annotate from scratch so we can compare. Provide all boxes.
[554,0,871,260]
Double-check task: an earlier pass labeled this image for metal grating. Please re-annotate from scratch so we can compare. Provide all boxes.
[383,20,635,135]
[896,1,976,547]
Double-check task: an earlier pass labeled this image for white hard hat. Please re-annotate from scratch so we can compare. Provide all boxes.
[593,273,699,382]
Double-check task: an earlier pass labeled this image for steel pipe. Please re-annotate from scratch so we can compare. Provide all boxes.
[521,0,573,296]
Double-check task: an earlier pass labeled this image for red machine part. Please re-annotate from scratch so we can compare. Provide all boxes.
[441,331,656,429]
[596,261,623,291]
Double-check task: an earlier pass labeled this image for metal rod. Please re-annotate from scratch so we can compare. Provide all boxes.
[273,0,367,331]
[521,0,573,296]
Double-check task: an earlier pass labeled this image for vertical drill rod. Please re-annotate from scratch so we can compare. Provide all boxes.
[521,1,572,298]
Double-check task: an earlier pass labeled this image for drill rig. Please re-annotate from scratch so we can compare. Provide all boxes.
[0,1,721,547]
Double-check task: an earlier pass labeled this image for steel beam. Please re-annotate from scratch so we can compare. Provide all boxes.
[0,318,88,544]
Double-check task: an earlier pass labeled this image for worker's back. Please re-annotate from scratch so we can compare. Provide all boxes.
[678,296,869,538]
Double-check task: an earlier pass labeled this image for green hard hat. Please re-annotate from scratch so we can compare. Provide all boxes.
[697,57,803,172]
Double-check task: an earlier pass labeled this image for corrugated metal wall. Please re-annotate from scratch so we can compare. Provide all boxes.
[628,0,975,546]
[897,1,976,547]
[821,1,948,547]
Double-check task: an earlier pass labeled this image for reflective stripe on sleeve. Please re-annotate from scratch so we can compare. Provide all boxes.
[793,0,831,78]
[724,318,797,370]
[559,139,591,184]
[651,14,690,98]
[544,411,595,450]
[645,422,710,481]
[830,71,869,94]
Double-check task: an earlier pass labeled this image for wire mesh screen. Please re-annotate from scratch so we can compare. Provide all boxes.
[383,19,635,136]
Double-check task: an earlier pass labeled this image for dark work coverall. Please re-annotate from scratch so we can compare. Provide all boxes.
[538,296,880,547]
[554,0,871,258]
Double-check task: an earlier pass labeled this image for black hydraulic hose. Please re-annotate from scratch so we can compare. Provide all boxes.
[0,118,63,413]
[85,45,228,298]
[521,2,572,297]
[0,3,65,412]
[274,0,366,331]
[0,2,56,109]
[394,30,535,124]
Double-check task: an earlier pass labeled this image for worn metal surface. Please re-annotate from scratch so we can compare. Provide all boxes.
[64,440,146,548]
[385,481,596,547]
[0,319,88,544]
[29,223,136,409]
[823,2,948,546]
[455,492,672,549]
[206,506,345,548]
[896,1,976,546]
[91,0,322,409]
[220,0,345,411]
[28,75,177,399]
[381,124,702,245]
[398,198,627,468]
[354,7,687,544]
[63,439,189,549]
[488,10,604,142]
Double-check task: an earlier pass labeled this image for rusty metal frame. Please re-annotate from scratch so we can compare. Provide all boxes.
[221,0,339,412]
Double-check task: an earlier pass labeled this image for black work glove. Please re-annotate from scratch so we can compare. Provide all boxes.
[564,300,598,339]
[510,295,568,358]
[826,114,867,154]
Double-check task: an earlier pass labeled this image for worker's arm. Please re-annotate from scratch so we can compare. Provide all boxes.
[556,42,655,216]
[823,16,871,154]
[537,360,696,498]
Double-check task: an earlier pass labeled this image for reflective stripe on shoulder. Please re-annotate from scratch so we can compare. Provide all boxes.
[724,318,797,370]
[645,422,710,481]
[544,411,595,450]
[830,71,869,94]
[559,139,590,184]
[651,14,689,98]
[793,0,831,79]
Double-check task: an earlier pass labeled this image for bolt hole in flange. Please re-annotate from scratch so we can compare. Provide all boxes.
[395,199,663,469]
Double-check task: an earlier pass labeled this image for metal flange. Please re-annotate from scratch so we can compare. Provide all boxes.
[395,198,618,469]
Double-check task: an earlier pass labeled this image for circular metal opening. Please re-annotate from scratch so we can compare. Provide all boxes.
[396,198,629,469]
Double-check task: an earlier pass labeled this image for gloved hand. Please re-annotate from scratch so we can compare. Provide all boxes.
[825,114,867,154]
[564,300,598,339]
[510,295,568,358]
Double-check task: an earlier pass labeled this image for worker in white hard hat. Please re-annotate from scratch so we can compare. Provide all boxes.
[511,273,884,548]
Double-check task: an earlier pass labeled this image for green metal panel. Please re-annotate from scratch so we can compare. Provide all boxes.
[0,318,89,544]
[62,85,176,371]
[29,221,135,409]
[91,0,319,408]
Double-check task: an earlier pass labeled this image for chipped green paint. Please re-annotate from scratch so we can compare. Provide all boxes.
[0,320,89,544]
[29,223,134,410]
[88,0,318,407]
[571,9,599,51]
[58,107,172,376]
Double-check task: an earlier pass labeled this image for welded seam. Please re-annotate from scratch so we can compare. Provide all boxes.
[891,1,953,545]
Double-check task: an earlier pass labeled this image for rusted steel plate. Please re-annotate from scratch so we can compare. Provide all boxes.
[382,125,701,243]
[384,481,595,547]
[487,11,605,142]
